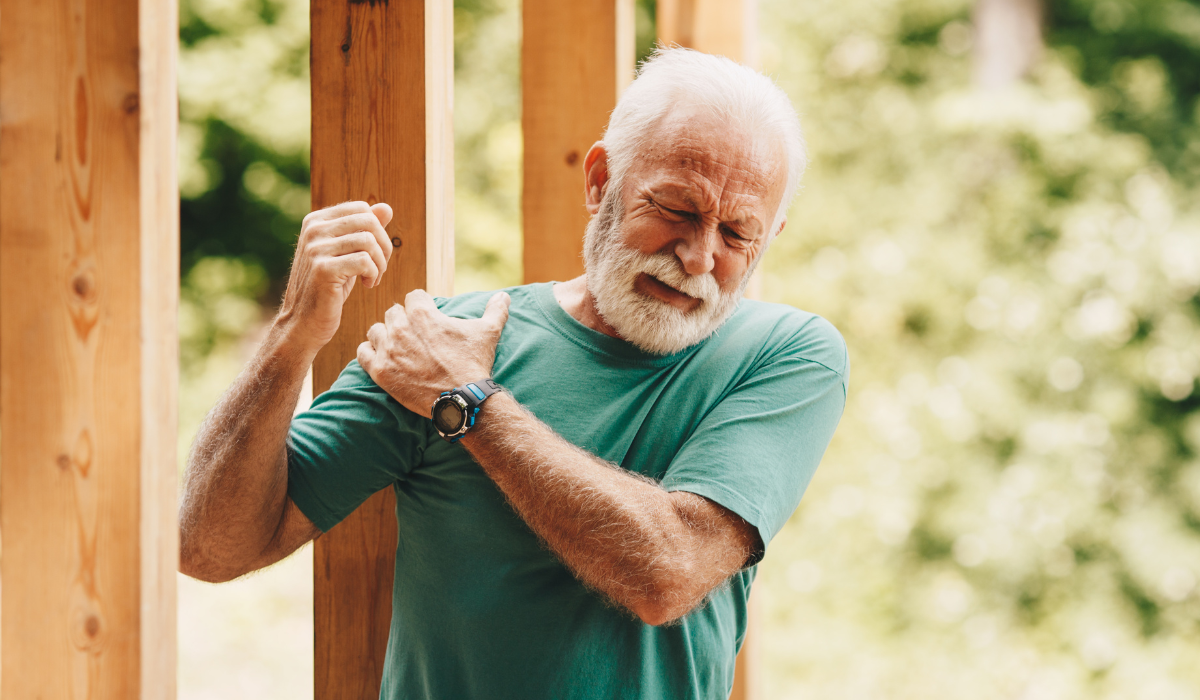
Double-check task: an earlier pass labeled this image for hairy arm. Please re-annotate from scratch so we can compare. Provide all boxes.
[179,201,395,582]
[458,394,760,626]
[179,324,322,582]
[358,288,760,625]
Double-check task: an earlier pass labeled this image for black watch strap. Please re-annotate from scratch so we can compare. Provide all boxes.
[459,378,502,409]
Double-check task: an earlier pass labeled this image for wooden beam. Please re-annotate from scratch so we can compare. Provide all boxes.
[657,0,759,66]
[521,0,635,284]
[729,586,762,700]
[0,0,179,697]
[657,5,763,699]
[309,0,453,697]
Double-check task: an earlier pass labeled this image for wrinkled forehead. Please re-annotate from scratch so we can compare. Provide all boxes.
[629,105,788,210]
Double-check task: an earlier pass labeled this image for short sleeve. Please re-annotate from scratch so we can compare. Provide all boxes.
[286,360,430,532]
[660,324,848,561]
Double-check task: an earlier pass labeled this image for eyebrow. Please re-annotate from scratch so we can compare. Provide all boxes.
[647,186,765,236]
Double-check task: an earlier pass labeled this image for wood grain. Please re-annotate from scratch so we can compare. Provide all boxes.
[655,4,763,697]
[521,0,634,284]
[138,0,181,696]
[0,0,178,697]
[310,0,453,696]
[657,0,759,67]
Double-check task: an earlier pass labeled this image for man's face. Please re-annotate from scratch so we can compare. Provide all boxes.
[584,108,788,355]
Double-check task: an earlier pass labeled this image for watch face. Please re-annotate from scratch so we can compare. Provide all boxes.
[433,397,467,434]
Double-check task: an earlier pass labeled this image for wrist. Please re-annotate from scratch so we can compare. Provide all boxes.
[270,308,325,365]
[457,391,512,447]
[432,379,505,443]
[264,311,323,372]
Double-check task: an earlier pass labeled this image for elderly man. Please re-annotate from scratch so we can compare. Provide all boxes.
[180,48,847,699]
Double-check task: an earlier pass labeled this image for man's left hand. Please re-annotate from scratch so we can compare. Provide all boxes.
[358,289,511,416]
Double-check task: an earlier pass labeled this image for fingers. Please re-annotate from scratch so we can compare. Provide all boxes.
[356,340,375,371]
[405,288,440,314]
[322,251,379,288]
[318,231,388,287]
[481,292,512,332]
[371,202,394,229]
[304,200,373,225]
[318,212,393,257]
[366,322,386,351]
[302,204,395,288]
[384,303,407,329]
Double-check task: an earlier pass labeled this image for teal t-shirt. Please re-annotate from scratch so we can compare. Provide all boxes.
[286,281,848,700]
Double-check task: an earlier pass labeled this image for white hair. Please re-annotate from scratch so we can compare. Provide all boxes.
[602,46,807,233]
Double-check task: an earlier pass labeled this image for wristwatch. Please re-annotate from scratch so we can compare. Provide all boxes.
[430,379,503,443]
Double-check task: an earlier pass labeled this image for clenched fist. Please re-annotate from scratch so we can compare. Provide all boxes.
[358,289,511,416]
[277,201,394,356]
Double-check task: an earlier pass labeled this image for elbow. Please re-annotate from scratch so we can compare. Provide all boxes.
[631,596,693,627]
[629,576,696,627]
[179,547,245,584]
[633,602,677,627]
[178,524,245,584]
[178,538,223,583]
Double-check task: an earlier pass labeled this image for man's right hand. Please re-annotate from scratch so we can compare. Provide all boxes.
[276,201,395,356]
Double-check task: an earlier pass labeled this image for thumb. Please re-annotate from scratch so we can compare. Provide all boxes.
[481,291,511,332]
[356,340,376,372]
[371,202,394,229]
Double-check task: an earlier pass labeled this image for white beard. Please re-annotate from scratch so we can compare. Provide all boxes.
[582,185,758,356]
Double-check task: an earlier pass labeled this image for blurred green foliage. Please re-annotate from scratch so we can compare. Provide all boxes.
[1048,0,1200,182]
[176,0,1200,697]
[756,0,1200,697]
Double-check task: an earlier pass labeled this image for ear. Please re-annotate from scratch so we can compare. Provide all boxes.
[773,215,787,239]
[583,141,609,216]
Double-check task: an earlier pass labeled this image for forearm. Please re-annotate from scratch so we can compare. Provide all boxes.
[460,393,749,624]
[179,314,314,581]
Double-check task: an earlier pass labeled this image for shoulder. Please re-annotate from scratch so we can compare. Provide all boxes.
[721,300,849,379]
[434,283,543,320]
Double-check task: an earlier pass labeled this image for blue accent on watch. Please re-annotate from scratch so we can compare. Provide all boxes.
[431,378,503,443]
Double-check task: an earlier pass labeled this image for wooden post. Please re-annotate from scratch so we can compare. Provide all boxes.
[309,0,453,696]
[659,5,763,699]
[0,0,179,696]
[521,0,635,284]
[657,0,759,66]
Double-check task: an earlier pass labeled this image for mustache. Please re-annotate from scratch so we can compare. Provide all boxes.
[624,251,722,306]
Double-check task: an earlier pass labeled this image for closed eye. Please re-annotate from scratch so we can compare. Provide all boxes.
[721,225,748,241]
[651,200,694,220]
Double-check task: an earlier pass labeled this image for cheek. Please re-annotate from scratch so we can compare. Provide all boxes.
[620,215,680,255]
[712,255,748,291]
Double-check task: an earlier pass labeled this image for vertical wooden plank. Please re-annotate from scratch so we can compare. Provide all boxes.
[310,0,453,696]
[139,0,180,696]
[0,0,178,697]
[657,0,759,66]
[657,5,763,698]
[616,0,637,94]
[521,0,634,284]
[729,585,762,700]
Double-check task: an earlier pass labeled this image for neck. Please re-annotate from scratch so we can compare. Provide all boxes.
[552,275,624,340]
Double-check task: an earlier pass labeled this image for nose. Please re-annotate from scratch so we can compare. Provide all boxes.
[673,224,717,277]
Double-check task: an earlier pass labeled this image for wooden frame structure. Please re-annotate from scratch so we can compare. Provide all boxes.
[309,0,454,696]
[0,0,757,696]
[0,0,179,696]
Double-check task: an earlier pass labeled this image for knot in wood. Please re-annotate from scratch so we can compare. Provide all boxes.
[71,271,94,300]
[565,150,580,166]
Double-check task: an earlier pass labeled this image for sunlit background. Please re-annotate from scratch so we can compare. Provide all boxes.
[177,0,1200,697]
